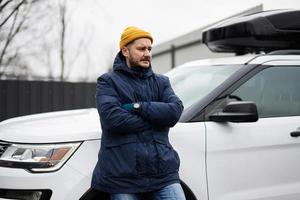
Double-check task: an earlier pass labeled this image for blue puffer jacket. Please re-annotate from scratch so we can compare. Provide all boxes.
[91,52,184,193]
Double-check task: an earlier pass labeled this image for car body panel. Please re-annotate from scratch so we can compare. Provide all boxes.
[204,59,300,200]
[0,108,100,143]
[170,122,208,200]
[206,116,300,200]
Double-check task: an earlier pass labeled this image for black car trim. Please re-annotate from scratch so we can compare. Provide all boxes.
[202,10,300,54]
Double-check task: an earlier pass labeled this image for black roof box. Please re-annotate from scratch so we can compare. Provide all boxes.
[202,10,300,53]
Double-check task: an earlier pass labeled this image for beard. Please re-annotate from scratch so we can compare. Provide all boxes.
[128,56,151,68]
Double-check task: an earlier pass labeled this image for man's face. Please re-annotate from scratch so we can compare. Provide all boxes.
[122,38,152,68]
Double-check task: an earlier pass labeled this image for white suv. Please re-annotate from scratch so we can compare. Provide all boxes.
[1,9,300,200]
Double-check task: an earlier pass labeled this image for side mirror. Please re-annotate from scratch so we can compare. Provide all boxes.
[209,101,258,123]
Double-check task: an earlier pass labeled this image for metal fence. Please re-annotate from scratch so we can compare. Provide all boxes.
[0,80,96,122]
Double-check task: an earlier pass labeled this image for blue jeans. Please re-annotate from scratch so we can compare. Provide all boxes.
[111,183,186,200]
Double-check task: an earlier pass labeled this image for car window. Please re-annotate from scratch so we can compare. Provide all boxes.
[167,65,242,108]
[232,66,300,118]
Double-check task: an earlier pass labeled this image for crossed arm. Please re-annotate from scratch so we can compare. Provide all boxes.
[96,76,183,133]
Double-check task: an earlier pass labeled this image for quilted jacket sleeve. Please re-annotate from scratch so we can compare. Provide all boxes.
[139,76,184,127]
[96,75,152,133]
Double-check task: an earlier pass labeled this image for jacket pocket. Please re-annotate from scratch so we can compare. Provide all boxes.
[136,142,159,176]
[101,141,137,178]
[154,140,180,175]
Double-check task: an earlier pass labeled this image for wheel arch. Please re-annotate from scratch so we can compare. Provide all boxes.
[181,180,198,200]
[79,180,198,200]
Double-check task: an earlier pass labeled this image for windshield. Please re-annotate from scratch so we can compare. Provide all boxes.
[166,65,242,108]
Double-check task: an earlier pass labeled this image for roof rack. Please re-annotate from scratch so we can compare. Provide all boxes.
[202,10,300,54]
[268,50,300,55]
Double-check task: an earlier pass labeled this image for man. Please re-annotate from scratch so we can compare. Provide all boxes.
[92,26,185,200]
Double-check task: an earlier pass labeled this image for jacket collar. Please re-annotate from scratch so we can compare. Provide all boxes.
[113,51,154,79]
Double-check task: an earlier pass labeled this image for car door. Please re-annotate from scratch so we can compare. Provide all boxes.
[205,61,300,200]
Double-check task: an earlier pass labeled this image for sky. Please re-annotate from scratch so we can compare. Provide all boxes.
[18,0,300,81]
[82,0,300,44]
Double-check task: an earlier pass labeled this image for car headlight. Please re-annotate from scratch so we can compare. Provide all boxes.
[0,142,81,173]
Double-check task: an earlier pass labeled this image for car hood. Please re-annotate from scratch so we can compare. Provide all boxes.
[0,108,101,143]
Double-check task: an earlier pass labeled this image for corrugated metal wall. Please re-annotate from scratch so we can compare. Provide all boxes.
[0,80,96,122]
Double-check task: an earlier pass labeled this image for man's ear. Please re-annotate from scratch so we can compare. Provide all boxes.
[121,47,129,58]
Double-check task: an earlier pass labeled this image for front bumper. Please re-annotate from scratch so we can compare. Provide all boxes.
[0,165,88,200]
[0,140,100,200]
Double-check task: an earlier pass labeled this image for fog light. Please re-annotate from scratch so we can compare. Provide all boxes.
[0,189,52,200]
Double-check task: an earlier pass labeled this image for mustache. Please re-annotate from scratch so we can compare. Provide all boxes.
[141,57,151,62]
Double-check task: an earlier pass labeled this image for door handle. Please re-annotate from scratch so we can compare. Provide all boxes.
[290,131,300,137]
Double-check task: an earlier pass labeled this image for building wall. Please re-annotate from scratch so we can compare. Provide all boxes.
[152,5,263,74]
[174,44,234,69]
[151,53,172,74]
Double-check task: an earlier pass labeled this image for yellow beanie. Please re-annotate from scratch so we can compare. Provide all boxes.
[119,26,153,49]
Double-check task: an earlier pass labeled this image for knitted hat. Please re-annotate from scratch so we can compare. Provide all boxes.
[119,26,153,49]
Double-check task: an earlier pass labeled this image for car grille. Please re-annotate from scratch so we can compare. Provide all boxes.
[0,142,9,157]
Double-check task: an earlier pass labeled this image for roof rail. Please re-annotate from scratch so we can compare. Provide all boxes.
[268,50,300,55]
